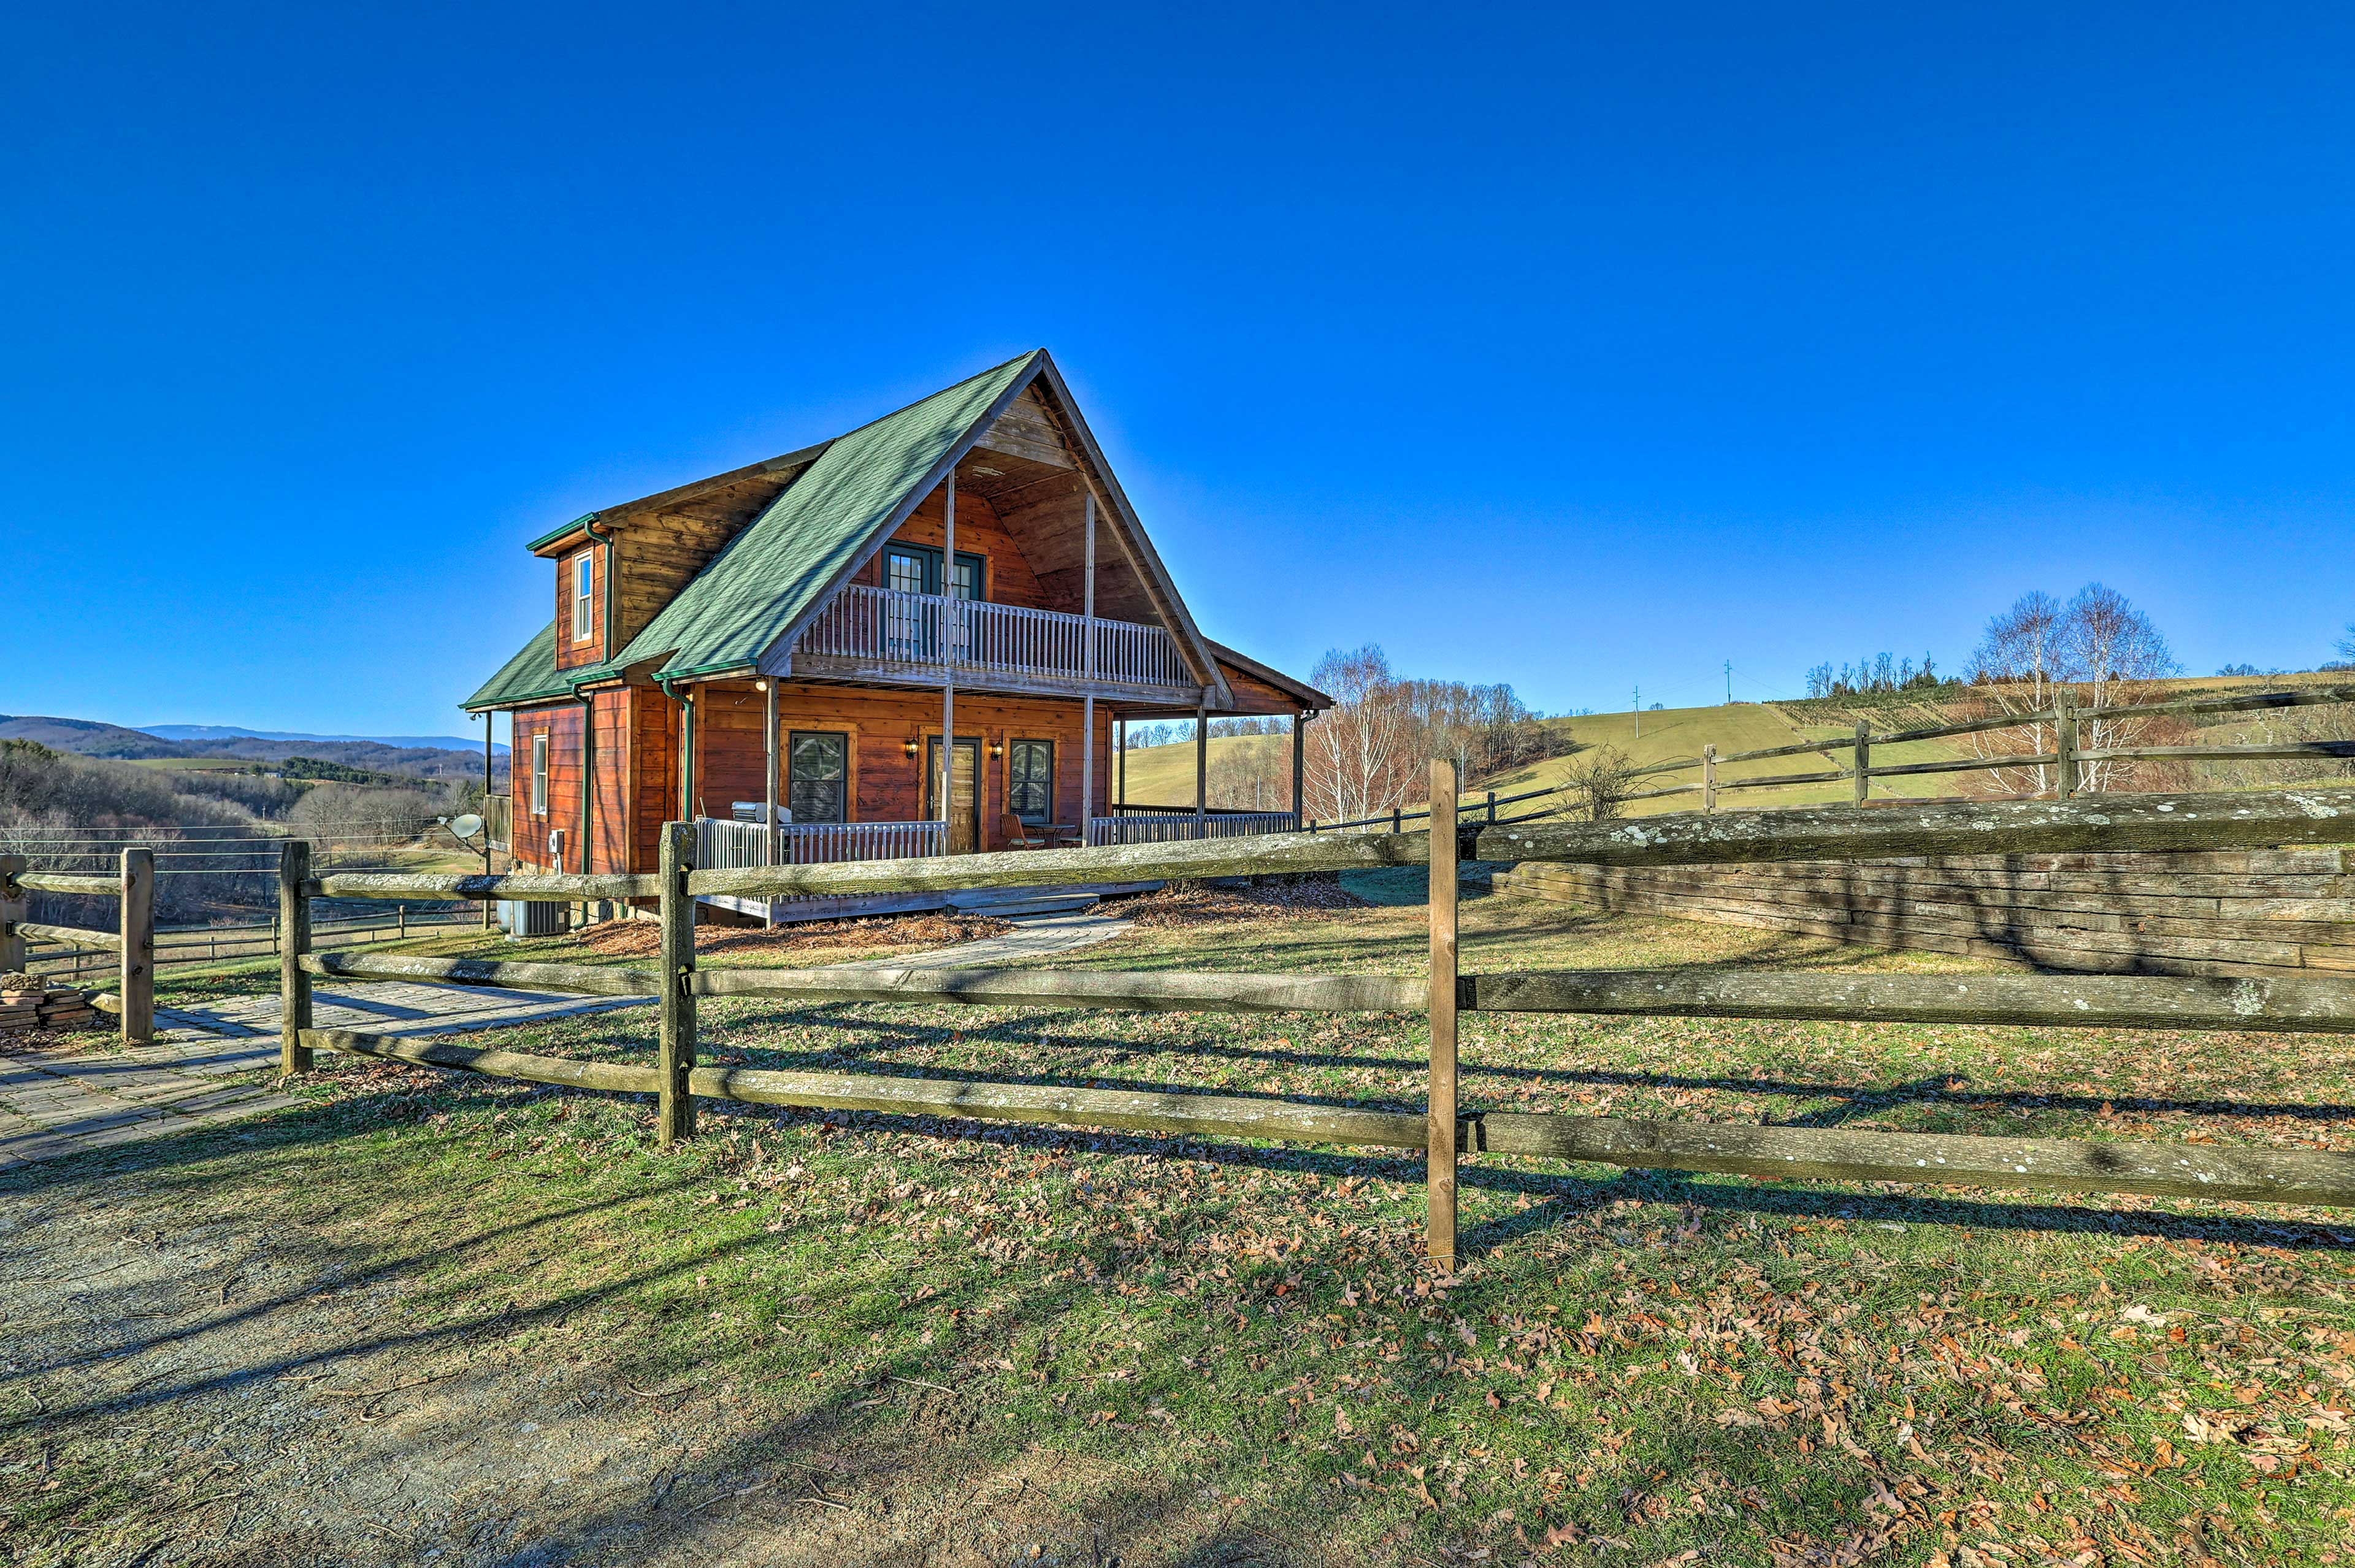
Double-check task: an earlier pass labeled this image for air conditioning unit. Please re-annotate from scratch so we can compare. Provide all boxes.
[499,899,570,939]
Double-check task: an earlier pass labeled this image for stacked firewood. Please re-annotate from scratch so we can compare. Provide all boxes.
[0,974,101,1033]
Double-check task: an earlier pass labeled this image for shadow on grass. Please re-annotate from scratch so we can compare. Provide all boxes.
[688,998,2355,1126]
[6,1074,2351,1566]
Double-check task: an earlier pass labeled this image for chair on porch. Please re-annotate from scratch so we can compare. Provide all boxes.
[1000,812,1049,851]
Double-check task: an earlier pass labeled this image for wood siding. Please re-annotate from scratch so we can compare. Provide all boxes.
[554,545,607,670]
[851,486,1055,611]
[689,680,1112,852]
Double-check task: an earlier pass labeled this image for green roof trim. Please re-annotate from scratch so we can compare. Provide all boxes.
[527,511,602,554]
[462,622,607,711]
[611,351,1044,681]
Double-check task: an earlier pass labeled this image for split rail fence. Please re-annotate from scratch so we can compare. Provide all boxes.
[1620,683,2355,809]
[0,851,156,1044]
[276,776,2355,1261]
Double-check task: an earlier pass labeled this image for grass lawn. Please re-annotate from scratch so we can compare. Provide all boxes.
[4,881,2353,1564]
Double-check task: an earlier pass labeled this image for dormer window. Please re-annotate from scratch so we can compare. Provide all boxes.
[571,552,595,643]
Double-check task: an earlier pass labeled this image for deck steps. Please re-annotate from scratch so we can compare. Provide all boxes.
[947,891,1103,919]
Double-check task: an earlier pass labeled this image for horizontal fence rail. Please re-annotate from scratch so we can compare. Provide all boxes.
[1614,683,2355,810]
[262,782,2355,1263]
[295,1027,2355,1210]
[304,949,2355,1036]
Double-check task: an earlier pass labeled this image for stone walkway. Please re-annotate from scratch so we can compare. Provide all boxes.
[0,909,1132,1170]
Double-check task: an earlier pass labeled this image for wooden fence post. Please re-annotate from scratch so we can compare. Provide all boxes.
[1426,759,1459,1268]
[1851,722,1871,808]
[120,847,154,1046]
[658,821,697,1145]
[278,841,312,1074]
[0,855,25,975]
[1701,744,1718,814]
[2056,695,2079,800]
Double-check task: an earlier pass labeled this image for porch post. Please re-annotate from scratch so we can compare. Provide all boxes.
[762,677,779,928]
[1292,711,1306,827]
[481,711,495,927]
[941,468,957,851]
[1194,692,1208,831]
[1081,490,1096,843]
[1117,718,1127,808]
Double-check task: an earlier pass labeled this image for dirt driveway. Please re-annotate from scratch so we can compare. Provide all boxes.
[0,1077,1293,1568]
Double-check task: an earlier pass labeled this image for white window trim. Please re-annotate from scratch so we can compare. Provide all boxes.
[572,553,594,642]
[531,733,549,816]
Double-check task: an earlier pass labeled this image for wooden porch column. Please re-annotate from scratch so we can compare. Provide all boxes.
[941,470,957,850]
[1292,713,1306,827]
[1194,693,1208,830]
[481,712,495,926]
[762,677,779,928]
[1081,490,1096,844]
[1117,718,1127,808]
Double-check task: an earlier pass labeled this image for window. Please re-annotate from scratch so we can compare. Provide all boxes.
[1008,739,1054,824]
[530,733,549,816]
[571,553,594,642]
[883,544,984,600]
[787,731,848,824]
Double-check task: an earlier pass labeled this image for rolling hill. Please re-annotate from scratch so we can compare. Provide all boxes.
[0,714,499,781]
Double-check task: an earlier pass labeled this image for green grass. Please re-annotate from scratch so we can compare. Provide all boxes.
[9,890,2354,1563]
[1116,732,1287,808]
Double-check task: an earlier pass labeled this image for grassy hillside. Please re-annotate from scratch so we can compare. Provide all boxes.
[1113,733,1285,807]
[1482,703,1988,816]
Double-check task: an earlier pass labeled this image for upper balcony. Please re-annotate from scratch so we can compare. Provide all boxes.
[786,584,1198,700]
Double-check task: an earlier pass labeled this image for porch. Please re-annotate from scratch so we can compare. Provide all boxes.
[787,585,1198,700]
[686,809,1301,923]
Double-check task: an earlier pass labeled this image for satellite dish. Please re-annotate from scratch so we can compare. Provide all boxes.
[449,813,485,841]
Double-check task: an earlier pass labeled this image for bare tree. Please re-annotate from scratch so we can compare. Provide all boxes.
[1560,746,1637,820]
[2059,583,2182,791]
[1300,646,1419,824]
[1205,732,1290,812]
[1961,584,2180,795]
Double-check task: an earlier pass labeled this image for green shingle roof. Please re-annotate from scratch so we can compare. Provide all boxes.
[612,350,1043,681]
[462,621,569,711]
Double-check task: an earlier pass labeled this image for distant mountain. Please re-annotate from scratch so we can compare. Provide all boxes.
[0,715,174,755]
[141,723,507,755]
[0,715,505,782]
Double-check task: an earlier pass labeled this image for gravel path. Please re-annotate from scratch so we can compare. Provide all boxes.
[0,910,1127,1172]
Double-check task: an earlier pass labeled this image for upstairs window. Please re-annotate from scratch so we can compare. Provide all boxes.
[531,733,549,816]
[571,552,595,643]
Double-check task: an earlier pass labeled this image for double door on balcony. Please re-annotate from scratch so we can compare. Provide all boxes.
[884,544,982,661]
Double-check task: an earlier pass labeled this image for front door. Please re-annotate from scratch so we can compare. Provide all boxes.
[924,737,982,854]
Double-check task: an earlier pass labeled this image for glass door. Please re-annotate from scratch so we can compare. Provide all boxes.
[924,736,982,854]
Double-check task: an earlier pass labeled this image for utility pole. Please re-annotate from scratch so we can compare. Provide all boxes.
[1725,660,1733,704]
[1633,684,1640,740]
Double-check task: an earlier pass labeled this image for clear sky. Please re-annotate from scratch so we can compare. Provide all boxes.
[6,2,2351,740]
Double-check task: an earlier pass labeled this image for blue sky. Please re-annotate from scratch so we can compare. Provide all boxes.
[5,2,2351,740]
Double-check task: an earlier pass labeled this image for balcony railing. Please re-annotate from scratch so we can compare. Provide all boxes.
[792,584,1193,693]
[695,816,946,871]
[1086,811,1300,846]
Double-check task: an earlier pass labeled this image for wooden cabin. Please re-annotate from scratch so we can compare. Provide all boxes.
[464,350,1331,919]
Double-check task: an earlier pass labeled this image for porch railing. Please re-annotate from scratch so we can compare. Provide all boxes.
[694,816,946,871]
[794,584,1192,692]
[1086,811,1300,846]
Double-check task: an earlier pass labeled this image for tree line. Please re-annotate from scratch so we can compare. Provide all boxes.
[1190,646,1569,820]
